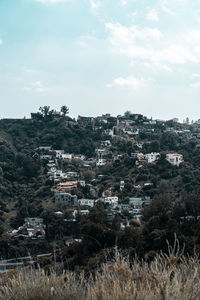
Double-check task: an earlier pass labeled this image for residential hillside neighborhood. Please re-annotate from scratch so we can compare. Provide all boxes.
[0,107,200,269]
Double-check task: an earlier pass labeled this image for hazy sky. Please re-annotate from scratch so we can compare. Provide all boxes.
[0,0,200,121]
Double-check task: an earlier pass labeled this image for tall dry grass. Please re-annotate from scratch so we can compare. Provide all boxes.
[0,241,200,300]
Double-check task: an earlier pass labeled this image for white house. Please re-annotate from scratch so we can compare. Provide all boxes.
[73,209,89,216]
[104,196,118,208]
[129,198,143,209]
[54,150,64,158]
[120,181,125,191]
[78,199,95,208]
[145,152,160,163]
[166,153,183,166]
[131,153,145,161]
[96,158,106,166]
[61,153,73,160]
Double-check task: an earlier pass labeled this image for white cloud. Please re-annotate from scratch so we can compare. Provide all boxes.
[106,23,162,43]
[129,11,137,20]
[190,82,200,88]
[32,81,51,92]
[160,0,176,15]
[0,40,3,45]
[90,0,101,14]
[197,12,200,23]
[119,0,136,5]
[120,0,128,6]
[76,35,97,47]
[23,81,51,93]
[106,75,151,89]
[106,22,200,67]
[35,0,71,3]
[147,9,159,22]
[192,73,200,78]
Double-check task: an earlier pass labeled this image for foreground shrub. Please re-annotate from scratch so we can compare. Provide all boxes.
[0,243,200,300]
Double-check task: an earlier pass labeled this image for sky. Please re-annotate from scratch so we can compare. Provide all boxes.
[0,0,200,121]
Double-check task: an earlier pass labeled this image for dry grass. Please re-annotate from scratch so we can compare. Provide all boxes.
[0,241,200,300]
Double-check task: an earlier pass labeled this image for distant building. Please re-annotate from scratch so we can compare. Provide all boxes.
[56,181,78,192]
[54,150,64,158]
[61,153,73,160]
[145,152,160,163]
[120,181,125,191]
[143,196,152,206]
[55,191,78,206]
[24,218,44,226]
[104,196,118,208]
[77,116,94,126]
[65,172,78,179]
[129,198,143,209]
[78,199,95,208]
[131,152,145,161]
[36,146,52,151]
[12,218,45,239]
[166,153,183,166]
[96,158,106,166]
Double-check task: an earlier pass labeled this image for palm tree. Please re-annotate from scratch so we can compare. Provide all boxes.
[39,106,50,117]
[60,106,69,116]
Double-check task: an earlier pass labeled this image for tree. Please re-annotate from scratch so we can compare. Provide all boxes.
[61,106,69,116]
[39,106,50,117]
[124,110,131,117]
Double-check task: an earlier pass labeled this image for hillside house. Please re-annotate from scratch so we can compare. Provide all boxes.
[61,153,73,160]
[166,153,183,166]
[96,158,106,166]
[55,191,78,206]
[74,154,85,161]
[120,181,125,191]
[49,170,66,181]
[78,199,95,208]
[117,204,130,212]
[131,153,145,161]
[129,198,143,209]
[143,196,152,206]
[54,150,64,158]
[56,181,78,192]
[12,218,45,239]
[145,152,160,163]
[104,196,119,208]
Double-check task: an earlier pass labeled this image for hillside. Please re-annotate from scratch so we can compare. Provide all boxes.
[0,108,200,270]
